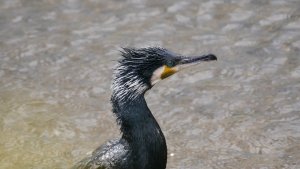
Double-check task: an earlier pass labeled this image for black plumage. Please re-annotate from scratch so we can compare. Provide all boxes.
[72,47,217,169]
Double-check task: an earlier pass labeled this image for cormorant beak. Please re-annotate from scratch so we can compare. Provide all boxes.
[151,54,217,86]
[178,54,217,66]
[174,53,217,75]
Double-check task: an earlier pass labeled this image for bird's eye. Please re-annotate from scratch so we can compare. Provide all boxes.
[166,60,176,67]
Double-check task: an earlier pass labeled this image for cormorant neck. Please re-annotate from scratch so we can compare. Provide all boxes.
[111,91,167,169]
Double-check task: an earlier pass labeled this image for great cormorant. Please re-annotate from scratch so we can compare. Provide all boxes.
[72,47,217,169]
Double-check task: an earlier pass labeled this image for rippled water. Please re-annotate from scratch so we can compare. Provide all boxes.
[0,0,300,168]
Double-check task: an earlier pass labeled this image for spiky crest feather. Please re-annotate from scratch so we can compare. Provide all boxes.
[111,47,167,103]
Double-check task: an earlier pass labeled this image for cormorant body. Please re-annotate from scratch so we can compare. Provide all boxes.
[72,47,217,169]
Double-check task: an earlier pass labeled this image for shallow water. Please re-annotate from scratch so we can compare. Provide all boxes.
[0,0,300,168]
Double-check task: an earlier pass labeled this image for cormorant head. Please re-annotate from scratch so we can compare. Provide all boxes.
[112,47,217,101]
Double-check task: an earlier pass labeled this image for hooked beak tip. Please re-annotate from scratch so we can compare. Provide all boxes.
[205,54,218,61]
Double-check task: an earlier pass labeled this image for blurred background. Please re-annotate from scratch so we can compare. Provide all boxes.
[0,0,300,168]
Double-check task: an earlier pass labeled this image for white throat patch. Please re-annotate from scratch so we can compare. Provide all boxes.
[151,66,165,85]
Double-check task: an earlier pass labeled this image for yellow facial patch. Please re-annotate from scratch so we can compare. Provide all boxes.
[161,65,178,79]
[151,65,179,85]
